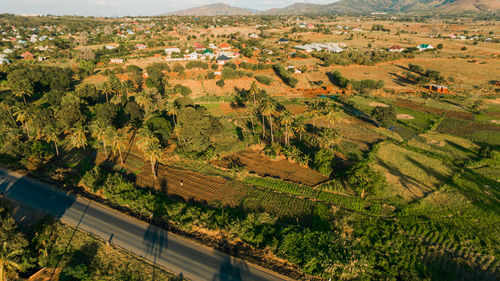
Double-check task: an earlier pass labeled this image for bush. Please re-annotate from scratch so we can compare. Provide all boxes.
[327,71,349,88]
[255,75,273,85]
[371,106,396,127]
[273,64,298,88]
[216,79,225,88]
[173,84,192,96]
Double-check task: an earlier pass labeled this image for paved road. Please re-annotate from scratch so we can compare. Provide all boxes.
[0,169,288,281]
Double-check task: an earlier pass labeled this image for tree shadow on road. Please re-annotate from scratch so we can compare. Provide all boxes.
[211,255,249,281]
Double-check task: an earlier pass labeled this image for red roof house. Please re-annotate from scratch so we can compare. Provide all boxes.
[21,52,34,59]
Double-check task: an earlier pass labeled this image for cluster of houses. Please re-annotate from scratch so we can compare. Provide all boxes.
[164,42,239,64]
[294,43,346,53]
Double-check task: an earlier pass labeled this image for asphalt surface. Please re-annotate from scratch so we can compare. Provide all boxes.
[0,169,288,281]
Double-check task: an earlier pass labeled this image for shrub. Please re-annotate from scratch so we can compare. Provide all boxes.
[371,106,396,127]
[327,71,349,88]
[216,79,225,88]
[273,63,298,88]
[255,75,273,85]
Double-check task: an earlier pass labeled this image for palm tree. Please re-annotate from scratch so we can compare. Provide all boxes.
[293,117,307,141]
[90,120,111,157]
[11,79,34,105]
[100,82,115,103]
[324,104,340,129]
[68,123,88,149]
[260,96,277,143]
[12,105,34,139]
[315,128,340,150]
[279,110,294,146]
[123,79,136,98]
[107,128,126,167]
[0,101,16,125]
[248,81,259,107]
[136,127,159,151]
[135,91,153,115]
[0,242,22,281]
[164,102,179,126]
[306,100,326,128]
[143,142,162,179]
[43,125,61,156]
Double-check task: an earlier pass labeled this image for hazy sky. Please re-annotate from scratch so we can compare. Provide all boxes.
[2,0,334,16]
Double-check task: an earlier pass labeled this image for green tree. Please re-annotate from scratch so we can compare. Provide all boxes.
[68,123,88,150]
[107,127,126,167]
[371,106,396,127]
[260,96,278,143]
[0,242,21,281]
[11,79,34,105]
[13,105,34,139]
[43,125,61,156]
[90,120,111,157]
[279,110,293,146]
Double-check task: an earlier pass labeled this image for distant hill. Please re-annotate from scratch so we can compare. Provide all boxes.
[162,3,256,16]
[261,0,500,14]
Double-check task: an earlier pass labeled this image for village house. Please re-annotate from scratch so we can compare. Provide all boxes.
[417,44,433,51]
[216,54,230,65]
[105,45,117,50]
[218,42,231,51]
[110,58,124,64]
[193,43,205,51]
[424,84,448,93]
[388,45,405,52]
[248,34,259,38]
[165,47,181,55]
[277,38,289,44]
[295,43,344,53]
[0,57,11,65]
[21,51,34,59]
[135,43,146,49]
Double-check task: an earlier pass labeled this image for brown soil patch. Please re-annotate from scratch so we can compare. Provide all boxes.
[369,102,389,107]
[397,114,415,120]
[285,104,307,115]
[213,149,328,187]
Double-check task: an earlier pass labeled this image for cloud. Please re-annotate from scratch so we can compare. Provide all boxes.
[93,0,119,7]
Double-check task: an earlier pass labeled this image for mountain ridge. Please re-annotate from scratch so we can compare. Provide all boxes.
[162,0,500,16]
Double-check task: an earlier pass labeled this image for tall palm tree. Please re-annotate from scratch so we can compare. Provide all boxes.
[293,117,307,141]
[143,142,162,179]
[0,242,22,281]
[279,110,294,146]
[90,120,111,157]
[248,81,259,107]
[12,105,34,139]
[100,82,115,103]
[260,96,277,143]
[107,128,126,167]
[43,125,61,156]
[68,123,88,149]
